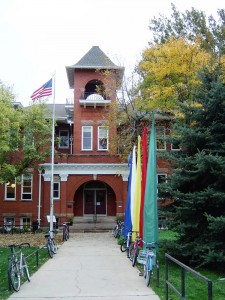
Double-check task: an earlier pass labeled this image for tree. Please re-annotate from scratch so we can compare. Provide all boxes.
[163,64,225,269]
[149,3,225,55]
[0,81,52,184]
[138,38,211,112]
[136,4,225,114]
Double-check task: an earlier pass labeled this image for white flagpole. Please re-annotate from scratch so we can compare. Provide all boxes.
[49,73,56,236]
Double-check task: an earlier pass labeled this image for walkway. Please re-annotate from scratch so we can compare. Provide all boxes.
[8,232,161,300]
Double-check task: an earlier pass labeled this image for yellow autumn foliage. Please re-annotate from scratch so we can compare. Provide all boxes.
[138,38,211,112]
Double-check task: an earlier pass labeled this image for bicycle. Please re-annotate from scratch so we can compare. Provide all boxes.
[44,230,57,258]
[62,222,70,241]
[137,241,159,286]
[120,230,138,258]
[112,220,124,238]
[8,242,31,292]
[129,235,142,267]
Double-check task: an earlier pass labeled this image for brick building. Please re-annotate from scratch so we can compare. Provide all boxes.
[1,46,129,229]
[1,46,172,230]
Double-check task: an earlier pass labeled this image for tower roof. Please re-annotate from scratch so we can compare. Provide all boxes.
[66,46,124,89]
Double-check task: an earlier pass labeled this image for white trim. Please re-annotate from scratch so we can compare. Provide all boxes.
[5,180,16,200]
[53,182,60,200]
[82,126,93,151]
[41,163,129,181]
[21,174,33,201]
[98,126,108,151]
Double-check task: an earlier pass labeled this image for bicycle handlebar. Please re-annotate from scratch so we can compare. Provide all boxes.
[8,242,30,249]
[141,240,159,248]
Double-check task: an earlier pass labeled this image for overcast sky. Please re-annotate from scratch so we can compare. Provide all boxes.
[0,0,224,106]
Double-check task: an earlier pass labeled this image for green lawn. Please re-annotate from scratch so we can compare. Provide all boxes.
[140,230,225,300]
[0,247,49,300]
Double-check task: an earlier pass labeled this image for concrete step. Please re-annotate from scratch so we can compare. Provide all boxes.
[70,216,117,232]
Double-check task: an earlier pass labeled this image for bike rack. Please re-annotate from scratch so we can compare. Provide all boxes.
[165,253,212,300]
[25,245,47,267]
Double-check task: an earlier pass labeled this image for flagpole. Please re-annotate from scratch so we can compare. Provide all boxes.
[49,73,56,236]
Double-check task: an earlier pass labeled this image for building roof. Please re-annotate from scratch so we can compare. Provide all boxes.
[47,104,70,123]
[66,46,124,89]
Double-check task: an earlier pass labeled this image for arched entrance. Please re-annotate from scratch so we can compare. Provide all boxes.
[84,181,106,215]
[73,180,116,217]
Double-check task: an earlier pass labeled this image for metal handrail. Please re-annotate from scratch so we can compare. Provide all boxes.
[165,253,212,300]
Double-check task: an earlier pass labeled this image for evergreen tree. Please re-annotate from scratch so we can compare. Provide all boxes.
[164,64,225,269]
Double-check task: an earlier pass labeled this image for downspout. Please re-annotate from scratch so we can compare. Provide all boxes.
[37,169,42,228]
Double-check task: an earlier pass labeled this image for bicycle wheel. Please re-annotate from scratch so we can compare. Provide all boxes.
[51,238,57,254]
[127,241,132,258]
[64,228,69,241]
[130,244,138,267]
[47,241,54,258]
[113,226,119,238]
[120,240,127,252]
[8,262,20,292]
[63,228,67,241]
[22,256,30,282]
[145,258,152,287]
[129,242,134,262]
[143,262,147,278]
[66,228,69,240]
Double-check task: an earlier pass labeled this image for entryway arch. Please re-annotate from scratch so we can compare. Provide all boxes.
[73,180,116,217]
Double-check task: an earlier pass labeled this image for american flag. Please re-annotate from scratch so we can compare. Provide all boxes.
[31,78,52,101]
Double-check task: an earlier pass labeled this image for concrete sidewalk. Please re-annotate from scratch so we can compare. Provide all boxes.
[8,232,161,300]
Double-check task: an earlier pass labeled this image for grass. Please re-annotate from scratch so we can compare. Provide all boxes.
[136,230,225,300]
[0,246,50,300]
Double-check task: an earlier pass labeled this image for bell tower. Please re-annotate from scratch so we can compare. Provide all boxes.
[66,46,124,159]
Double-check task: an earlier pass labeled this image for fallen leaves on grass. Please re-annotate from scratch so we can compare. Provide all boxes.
[0,232,63,248]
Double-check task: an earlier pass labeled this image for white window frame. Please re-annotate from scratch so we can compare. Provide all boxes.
[171,140,181,151]
[5,179,16,200]
[4,217,14,232]
[59,130,69,149]
[98,126,108,151]
[53,182,60,200]
[82,126,93,150]
[20,217,31,230]
[156,126,166,150]
[21,174,33,201]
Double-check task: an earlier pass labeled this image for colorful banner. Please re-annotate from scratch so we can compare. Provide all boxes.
[143,113,158,247]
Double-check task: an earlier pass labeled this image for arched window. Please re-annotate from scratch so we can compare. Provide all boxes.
[84,80,106,100]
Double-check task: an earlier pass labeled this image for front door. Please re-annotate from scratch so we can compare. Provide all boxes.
[84,183,106,215]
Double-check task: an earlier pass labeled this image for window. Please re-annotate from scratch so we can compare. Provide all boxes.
[82,126,92,150]
[156,127,166,150]
[4,217,14,232]
[21,174,32,200]
[157,174,167,199]
[20,217,31,230]
[59,130,69,148]
[53,182,60,199]
[98,126,108,150]
[5,179,16,200]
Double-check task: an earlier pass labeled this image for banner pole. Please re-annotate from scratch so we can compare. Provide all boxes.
[49,73,56,236]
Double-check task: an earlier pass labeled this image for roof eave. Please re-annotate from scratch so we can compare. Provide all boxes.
[65,66,124,89]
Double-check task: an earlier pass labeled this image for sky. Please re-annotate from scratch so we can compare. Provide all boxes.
[0,0,224,106]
